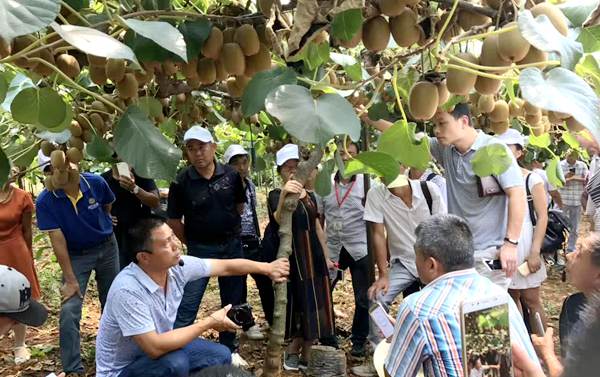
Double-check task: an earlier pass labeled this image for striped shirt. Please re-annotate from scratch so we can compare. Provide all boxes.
[384,269,539,377]
[559,160,588,206]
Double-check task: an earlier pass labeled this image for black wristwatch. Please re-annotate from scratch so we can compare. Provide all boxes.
[504,237,519,246]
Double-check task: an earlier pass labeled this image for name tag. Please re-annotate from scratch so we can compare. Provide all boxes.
[88,202,100,210]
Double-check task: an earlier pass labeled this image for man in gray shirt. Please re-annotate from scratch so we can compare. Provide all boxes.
[361,103,525,288]
[95,217,289,377]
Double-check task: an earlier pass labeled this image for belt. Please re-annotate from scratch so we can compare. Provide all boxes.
[69,235,114,255]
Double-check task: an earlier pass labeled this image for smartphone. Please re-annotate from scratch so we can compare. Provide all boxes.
[369,302,395,339]
[517,261,531,277]
[116,162,132,179]
[461,296,513,377]
[534,312,545,337]
[569,167,576,173]
[483,258,503,271]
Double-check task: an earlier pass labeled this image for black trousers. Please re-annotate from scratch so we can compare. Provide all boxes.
[330,247,370,345]
[241,241,275,326]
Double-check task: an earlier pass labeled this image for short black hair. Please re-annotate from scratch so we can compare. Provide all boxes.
[562,293,600,377]
[228,154,248,165]
[128,216,167,263]
[189,365,253,377]
[449,103,472,127]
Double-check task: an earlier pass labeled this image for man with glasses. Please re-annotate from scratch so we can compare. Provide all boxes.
[167,126,248,365]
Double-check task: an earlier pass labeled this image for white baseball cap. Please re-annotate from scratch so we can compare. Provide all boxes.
[496,128,525,148]
[0,265,48,327]
[37,149,51,171]
[276,144,299,166]
[223,144,249,164]
[183,125,214,143]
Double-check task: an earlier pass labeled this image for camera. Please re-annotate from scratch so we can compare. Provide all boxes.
[226,303,255,331]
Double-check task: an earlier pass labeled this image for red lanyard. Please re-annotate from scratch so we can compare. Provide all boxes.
[335,180,356,207]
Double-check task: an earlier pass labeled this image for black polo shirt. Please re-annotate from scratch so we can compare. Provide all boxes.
[167,163,245,244]
[101,170,158,228]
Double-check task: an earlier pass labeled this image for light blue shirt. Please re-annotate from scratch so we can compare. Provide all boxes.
[429,132,524,251]
[95,256,212,377]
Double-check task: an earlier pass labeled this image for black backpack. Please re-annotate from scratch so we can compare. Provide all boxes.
[525,173,571,255]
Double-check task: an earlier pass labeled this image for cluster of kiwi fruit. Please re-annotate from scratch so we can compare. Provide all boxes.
[408,80,449,120]
[40,141,82,191]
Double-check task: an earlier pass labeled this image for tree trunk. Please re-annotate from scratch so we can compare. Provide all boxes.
[262,148,324,377]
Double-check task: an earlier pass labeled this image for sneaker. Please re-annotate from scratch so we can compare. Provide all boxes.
[299,359,309,370]
[350,342,367,358]
[557,253,567,266]
[283,352,300,371]
[351,362,378,377]
[231,353,249,368]
[13,345,31,364]
[244,324,265,340]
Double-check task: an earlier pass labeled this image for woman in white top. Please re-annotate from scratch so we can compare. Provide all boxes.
[497,130,549,330]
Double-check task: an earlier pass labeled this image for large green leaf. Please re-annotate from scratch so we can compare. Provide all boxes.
[0,75,7,104]
[519,67,600,144]
[123,30,173,62]
[577,25,600,53]
[518,10,583,70]
[137,96,163,118]
[344,151,399,184]
[86,134,114,162]
[39,102,73,133]
[1,74,35,112]
[558,0,599,27]
[11,87,68,129]
[331,9,363,41]
[315,161,334,197]
[265,84,361,146]
[178,20,212,61]
[377,120,431,170]
[6,140,40,169]
[0,0,60,40]
[0,147,9,187]
[562,131,581,150]
[330,52,362,81]
[576,53,600,96]
[546,156,565,188]
[471,144,513,177]
[528,132,551,148]
[64,0,89,11]
[113,105,182,180]
[125,19,188,62]
[51,22,139,64]
[242,67,297,117]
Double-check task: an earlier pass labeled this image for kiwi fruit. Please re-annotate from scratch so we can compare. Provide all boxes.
[566,117,585,132]
[222,43,246,76]
[44,176,56,191]
[478,95,495,114]
[479,34,510,71]
[223,27,236,44]
[106,59,126,82]
[509,98,525,118]
[408,81,439,121]
[66,147,83,164]
[524,102,539,115]
[116,73,138,99]
[51,150,66,170]
[32,49,56,77]
[0,37,11,59]
[67,169,80,186]
[517,47,548,67]
[182,58,198,79]
[162,61,179,76]
[437,80,450,107]
[235,24,260,56]
[89,113,105,132]
[13,35,40,69]
[69,121,83,137]
[53,170,69,187]
[336,26,362,48]
[547,111,561,124]
[197,58,217,85]
[245,43,271,76]
[446,52,478,95]
[90,65,107,86]
[474,76,503,95]
[531,3,568,36]
[215,58,228,81]
[491,120,509,135]
[379,0,405,17]
[69,136,85,151]
[91,100,107,114]
[362,16,390,52]
[87,54,106,66]
[526,111,543,125]
[76,114,91,129]
[41,141,55,157]
[496,22,530,62]
[458,10,491,30]
[226,76,250,98]
[390,9,422,47]
[82,129,94,143]
[530,122,545,136]
[55,54,80,78]
[190,105,202,122]
[135,68,154,86]
[202,27,224,60]
[489,100,509,122]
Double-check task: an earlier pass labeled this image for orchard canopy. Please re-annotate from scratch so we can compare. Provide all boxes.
[1,0,600,194]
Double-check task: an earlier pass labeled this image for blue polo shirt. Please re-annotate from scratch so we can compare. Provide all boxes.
[36,172,115,251]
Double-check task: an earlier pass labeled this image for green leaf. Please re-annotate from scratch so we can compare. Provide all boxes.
[330,53,362,81]
[0,0,60,40]
[137,96,163,118]
[344,151,399,184]
[51,22,139,64]
[305,42,330,71]
[113,105,182,180]
[563,131,581,149]
[377,120,431,170]
[441,95,466,111]
[368,102,394,121]
[11,87,68,129]
[344,63,363,81]
[546,156,565,188]
[331,8,363,41]
[528,132,551,148]
[124,19,188,62]
[86,134,114,162]
[518,10,583,70]
[123,30,174,62]
[253,156,267,172]
[178,19,212,61]
[159,119,178,139]
[519,67,600,145]
[577,25,600,53]
[241,67,297,117]
[0,147,9,187]
[64,0,89,11]
[1,74,35,112]
[575,53,600,96]
[0,75,7,104]
[11,141,39,169]
[265,84,361,146]
[39,102,73,133]
[471,144,513,177]
[141,0,171,10]
[558,0,599,27]
[315,161,333,197]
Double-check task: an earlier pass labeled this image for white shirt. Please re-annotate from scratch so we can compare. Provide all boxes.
[363,180,447,277]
